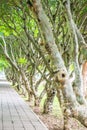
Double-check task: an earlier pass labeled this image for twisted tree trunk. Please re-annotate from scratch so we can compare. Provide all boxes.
[27,0,87,128]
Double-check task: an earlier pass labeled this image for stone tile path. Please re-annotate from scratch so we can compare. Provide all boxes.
[0,81,48,130]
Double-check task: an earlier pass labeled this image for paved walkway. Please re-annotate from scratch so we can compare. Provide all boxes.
[0,81,48,130]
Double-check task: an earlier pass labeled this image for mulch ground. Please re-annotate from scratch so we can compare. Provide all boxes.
[32,106,87,130]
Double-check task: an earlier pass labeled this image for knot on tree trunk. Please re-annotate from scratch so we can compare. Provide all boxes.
[55,69,68,85]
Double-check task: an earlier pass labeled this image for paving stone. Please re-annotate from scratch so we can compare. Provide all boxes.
[0,81,48,130]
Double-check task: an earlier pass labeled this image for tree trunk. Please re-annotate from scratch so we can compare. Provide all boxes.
[29,75,38,106]
[20,70,33,100]
[43,84,56,114]
[65,0,86,104]
[27,0,87,127]
[28,0,77,105]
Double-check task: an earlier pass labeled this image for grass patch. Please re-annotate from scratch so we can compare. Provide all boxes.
[52,96,62,117]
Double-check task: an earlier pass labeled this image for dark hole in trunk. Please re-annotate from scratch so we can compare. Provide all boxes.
[62,73,65,77]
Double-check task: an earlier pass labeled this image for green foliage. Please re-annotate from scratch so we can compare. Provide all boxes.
[0,59,9,70]
[18,57,27,65]
[69,63,75,74]
[0,32,4,36]
[80,48,87,60]
[0,25,11,36]
[52,96,62,117]
[34,28,39,38]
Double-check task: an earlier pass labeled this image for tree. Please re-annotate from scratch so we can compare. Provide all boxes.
[0,0,87,129]
[27,0,87,128]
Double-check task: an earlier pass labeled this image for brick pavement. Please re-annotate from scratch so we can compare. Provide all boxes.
[0,81,48,130]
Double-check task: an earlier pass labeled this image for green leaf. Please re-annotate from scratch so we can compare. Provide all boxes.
[34,28,39,37]
[69,63,75,73]
[18,57,27,65]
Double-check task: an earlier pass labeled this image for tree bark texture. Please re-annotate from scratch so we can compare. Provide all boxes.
[30,0,77,106]
[27,0,87,127]
[43,84,55,114]
[65,0,86,104]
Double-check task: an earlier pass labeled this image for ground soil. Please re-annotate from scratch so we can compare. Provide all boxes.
[32,105,87,130]
[20,93,87,130]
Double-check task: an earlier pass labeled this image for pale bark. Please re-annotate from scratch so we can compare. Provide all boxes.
[29,0,78,107]
[27,0,87,127]
[29,75,38,105]
[65,0,86,104]
[30,0,66,71]
[43,84,55,114]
